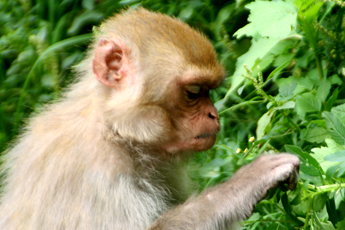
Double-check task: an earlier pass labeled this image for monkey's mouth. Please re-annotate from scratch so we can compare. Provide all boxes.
[196,133,217,139]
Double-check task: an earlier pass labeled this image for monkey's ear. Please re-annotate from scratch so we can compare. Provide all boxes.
[92,38,128,87]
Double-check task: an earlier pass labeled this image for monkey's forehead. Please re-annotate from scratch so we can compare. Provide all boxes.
[181,66,225,89]
[98,8,221,69]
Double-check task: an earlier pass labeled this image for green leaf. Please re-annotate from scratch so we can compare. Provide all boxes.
[61,52,83,70]
[270,39,298,55]
[312,139,345,172]
[304,127,330,143]
[296,93,321,119]
[245,212,260,222]
[178,6,194,20]
[337,161,345,177]
[268,59,292,82]
[336,219,345,229]
[68,11,103,36]
[295,77,313,93]
[285,145,324,175]
[256,110,275,140]
[235,1,297,39]
[226,37,280,96]
[52,13,72,43]
[296,93,321,113]
[324,150,345,162]
[215,4,235,24]
[331,103,345,125]
[324,88,339,111]
[213,4,236,40]
[326,165,339,178]
[279,81,297,100]
[319,222,336,230]
[295,0,324,23]
[82,0,94,10]
[233,23,259,40]
[274,101,295,110]
[276,76,297,87]
[281,192,304,225]
[316,77,331,102]
[273,53,295,67]
[282,193,292,219]
[329,74,342,86]
[119,0,140,5]
[322,112,345,145]
[314,194,327,211]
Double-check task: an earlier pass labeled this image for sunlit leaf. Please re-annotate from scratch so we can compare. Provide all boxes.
[312,139,345,172]
[234,1,297,39]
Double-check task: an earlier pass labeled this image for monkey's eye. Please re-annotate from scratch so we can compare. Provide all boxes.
[185,85,201,100]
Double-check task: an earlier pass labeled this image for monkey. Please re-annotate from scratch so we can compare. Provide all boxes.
[0,8,300,230]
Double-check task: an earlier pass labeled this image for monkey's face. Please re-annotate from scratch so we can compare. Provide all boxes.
[91,17,225,154]
[161,78,222,154]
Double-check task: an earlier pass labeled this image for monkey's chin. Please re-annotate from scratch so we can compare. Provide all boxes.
[193,134,217,151]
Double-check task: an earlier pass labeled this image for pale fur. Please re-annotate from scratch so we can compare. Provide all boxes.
[0,77,174,229]
[0,24,177,229]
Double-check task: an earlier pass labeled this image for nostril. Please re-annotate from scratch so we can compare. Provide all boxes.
[208,113,216,119]
[207,106,219,121]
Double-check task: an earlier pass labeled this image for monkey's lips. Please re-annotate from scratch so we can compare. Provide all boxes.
[189,132,218,151]
[195,133,217,139]
[164,132,218,153]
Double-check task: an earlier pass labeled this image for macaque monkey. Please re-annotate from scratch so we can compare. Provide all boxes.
[0,8,300,230]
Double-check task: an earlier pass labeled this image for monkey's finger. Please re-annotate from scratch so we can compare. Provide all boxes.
[287,167,299,191]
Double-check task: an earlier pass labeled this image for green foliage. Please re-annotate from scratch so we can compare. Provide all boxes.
[1,0,345,229]
[209,0,345,228]
[0,0,122,149]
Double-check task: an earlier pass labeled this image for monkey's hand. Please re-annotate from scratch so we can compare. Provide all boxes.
[225,153,300,217]
[235,153,299,190]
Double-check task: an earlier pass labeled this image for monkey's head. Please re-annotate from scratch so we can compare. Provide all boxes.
[91,8,224,155]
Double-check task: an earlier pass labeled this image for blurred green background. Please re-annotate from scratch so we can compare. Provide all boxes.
[1,0,345,229]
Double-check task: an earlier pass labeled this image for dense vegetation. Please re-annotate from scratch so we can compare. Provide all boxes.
[1,0,345,229]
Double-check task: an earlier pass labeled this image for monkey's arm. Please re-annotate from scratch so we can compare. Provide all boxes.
[148,154,300,230]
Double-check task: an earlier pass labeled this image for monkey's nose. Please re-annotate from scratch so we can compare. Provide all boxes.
[208,112,219,122]
[208,113,216,119]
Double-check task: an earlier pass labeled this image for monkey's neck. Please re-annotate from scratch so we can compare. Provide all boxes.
[102,136,193,204]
